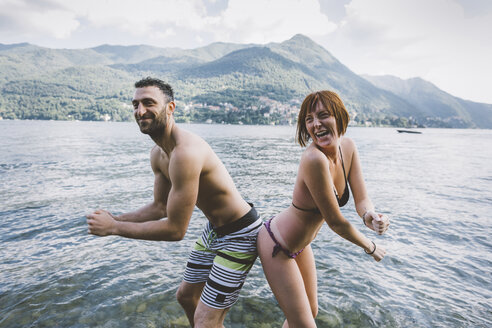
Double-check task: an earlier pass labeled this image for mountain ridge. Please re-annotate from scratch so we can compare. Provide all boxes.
[0,35,490,128]
[363,74,492,128]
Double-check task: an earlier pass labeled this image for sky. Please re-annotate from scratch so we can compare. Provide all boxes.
[1,0,491,104]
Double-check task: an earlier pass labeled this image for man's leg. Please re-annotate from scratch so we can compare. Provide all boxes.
[176,280,205,327]
[188,208,262,326]
[193,300,230,328]
[179,222,218,326]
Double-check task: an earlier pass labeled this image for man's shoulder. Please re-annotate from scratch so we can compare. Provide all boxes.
[150,145,167,161]
[175,128,212,155]
[149,146,167,173]
[150,145,161,155]
[170,131,209,165]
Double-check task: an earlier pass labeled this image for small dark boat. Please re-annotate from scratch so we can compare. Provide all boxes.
[397,129,422,134]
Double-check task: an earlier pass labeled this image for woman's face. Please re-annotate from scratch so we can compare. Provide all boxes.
[305,102,338,149]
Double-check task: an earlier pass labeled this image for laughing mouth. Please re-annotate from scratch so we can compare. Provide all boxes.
[315,130,330,138]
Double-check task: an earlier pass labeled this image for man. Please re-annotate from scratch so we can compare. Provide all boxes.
[86,77,262,327]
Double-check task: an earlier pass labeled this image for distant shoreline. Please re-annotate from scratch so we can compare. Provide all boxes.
[0,118,430,129]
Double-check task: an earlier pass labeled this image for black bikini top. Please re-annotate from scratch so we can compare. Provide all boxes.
[292,146,350,213]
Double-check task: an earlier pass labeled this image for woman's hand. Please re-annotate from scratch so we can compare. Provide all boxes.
[363,210,390,235]
[371,243,386,262]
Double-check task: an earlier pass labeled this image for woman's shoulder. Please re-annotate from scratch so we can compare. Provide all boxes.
[300,145,330,170]
[341,136,356,149]
[302,144,324,158]
[341,136,358,157]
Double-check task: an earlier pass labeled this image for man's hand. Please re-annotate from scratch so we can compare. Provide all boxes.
[86,210,117,236]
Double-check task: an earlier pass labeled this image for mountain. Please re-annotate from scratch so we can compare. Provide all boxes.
[363,75,492,128]
[161,36,419,123]
[101,41,253,74]
[0,36,491,128]
[93,41,251,65]
[265,35,418,117]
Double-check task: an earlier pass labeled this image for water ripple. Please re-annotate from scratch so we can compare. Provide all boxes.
[1,122,492,327]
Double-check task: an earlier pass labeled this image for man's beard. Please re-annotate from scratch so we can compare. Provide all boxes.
[136,112,167,137]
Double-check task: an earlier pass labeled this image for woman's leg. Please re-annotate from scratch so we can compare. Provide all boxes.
[281,244,319,328]
[257,226,317,328]
[295,244,318,319]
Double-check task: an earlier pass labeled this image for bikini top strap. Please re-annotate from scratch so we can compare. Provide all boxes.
[339,145,348,184]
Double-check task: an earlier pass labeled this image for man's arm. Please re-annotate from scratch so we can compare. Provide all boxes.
[87,147,201,241]
[86,171,170,238]
[87,147,168,237]
[115,165,170,222]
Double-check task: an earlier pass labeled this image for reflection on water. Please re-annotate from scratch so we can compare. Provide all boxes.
[1,121,491,327]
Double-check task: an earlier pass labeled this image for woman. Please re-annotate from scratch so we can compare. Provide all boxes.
[257,91,390,327]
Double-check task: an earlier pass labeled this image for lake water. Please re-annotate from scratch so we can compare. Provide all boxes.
[1,120,491,328]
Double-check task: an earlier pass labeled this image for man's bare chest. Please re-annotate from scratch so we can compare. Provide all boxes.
[156,153,171,181]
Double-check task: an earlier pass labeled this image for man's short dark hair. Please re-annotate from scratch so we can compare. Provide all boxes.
[135,77,174,103]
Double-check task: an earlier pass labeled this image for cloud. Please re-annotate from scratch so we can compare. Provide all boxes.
[1,0,490,102]
[76,0,336,45]
[210,0,337,44]
[0,0,336,46]
[67,0,209,34]
[0,0,79,39]
[325,0,492,103]
[0,0,210,42]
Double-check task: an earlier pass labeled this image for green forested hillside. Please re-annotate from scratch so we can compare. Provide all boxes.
[363,75,492,128]
[0,35,490,128]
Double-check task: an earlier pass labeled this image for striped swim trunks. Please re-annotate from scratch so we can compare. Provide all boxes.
[183,205,262,309]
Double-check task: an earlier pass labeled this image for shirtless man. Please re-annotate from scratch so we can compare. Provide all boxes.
[86,77,262,327]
